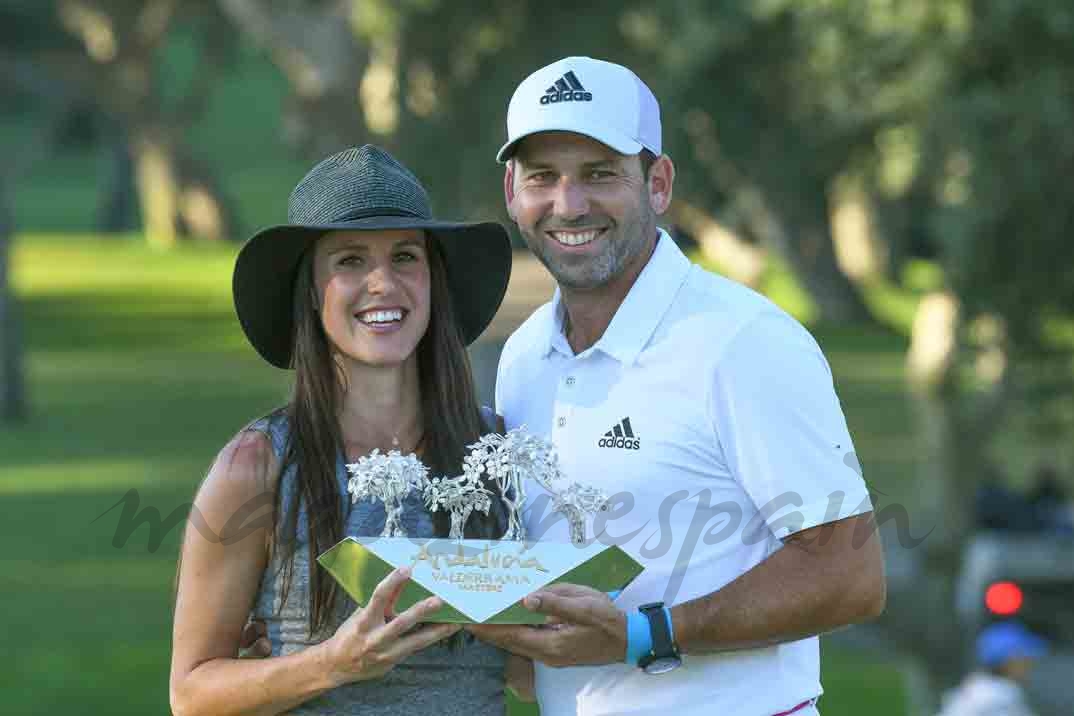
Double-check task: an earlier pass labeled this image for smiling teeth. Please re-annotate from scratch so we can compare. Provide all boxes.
[359,309,403,324]
[551,230,600,246]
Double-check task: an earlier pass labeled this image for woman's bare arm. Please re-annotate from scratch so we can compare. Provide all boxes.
[170,431,457,716]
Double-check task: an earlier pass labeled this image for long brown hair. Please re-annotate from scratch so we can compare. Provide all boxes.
[276,232,504,637]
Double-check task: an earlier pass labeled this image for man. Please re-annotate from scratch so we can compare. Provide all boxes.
[936,621,1048,716]
[468,56,886,716]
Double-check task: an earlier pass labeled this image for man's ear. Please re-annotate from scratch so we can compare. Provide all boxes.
[504,161,517,221]
[647,155,675,215]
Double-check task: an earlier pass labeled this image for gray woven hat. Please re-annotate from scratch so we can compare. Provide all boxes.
[233,145,512,369]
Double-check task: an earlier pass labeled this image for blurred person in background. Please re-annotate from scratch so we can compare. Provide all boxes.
[936,621,1049,716]
[1026,464,1074,535]
[975,463,1073,534]
[170,145,514,715]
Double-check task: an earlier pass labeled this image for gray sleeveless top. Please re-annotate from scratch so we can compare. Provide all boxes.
[249,413,506,715]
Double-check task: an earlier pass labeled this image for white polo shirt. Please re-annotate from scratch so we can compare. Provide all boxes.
[495,231,872,716]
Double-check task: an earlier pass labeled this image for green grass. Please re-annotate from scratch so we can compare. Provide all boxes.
[0,235,910,714]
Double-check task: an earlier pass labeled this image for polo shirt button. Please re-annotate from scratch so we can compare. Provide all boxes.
[557,417,567,427]
[565,376,576,386]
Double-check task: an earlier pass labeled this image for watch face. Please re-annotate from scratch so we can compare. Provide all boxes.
[643,656,682,675]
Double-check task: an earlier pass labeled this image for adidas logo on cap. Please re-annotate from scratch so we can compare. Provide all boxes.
[540,70,593,105]
[597,417,640,450]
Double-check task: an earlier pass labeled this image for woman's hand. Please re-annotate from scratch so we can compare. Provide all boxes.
[319,566,460,686]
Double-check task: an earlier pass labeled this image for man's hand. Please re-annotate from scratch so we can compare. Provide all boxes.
[238,618,271,658]
[505,654,536,702]
[467,583,627,667]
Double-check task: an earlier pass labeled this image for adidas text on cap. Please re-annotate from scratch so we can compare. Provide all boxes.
[497,56,661,163]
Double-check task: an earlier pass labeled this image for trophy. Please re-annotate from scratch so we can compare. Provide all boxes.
[422,472,493,541]
[320,427,642,624]
[346,449,430,538]
[453,427,614,544]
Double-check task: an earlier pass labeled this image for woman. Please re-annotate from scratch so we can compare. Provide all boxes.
[170,145,514,715]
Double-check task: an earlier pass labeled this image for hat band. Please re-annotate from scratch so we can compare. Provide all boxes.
[335,206,428,222]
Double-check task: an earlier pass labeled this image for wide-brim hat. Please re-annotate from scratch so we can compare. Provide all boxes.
[233,145,512,369]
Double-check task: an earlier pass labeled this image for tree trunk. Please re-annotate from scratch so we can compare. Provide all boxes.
[667,200,767,288]
[876,290,1007,713]
[0,179,27,424]
[218,0,370,157]
[900,390,973,703]
[714,184,872,323]
[132,130,181,249]
[780,221,874,323]
[830,178,888,284]
[96,118,138,233]
[682,108,872,323]
[175,154,240,241]
[130,129,239,244]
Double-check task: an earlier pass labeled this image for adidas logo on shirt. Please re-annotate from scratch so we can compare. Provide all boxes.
[597,417,640,450]
[540,71,593,105]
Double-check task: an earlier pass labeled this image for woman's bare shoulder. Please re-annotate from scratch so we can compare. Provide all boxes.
[195,429,280,520]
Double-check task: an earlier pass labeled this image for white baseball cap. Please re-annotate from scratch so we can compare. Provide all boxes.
[496,56,661,163]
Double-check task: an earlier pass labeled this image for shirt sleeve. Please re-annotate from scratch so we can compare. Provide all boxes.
[494,342,509,419]
[707,310,873,538]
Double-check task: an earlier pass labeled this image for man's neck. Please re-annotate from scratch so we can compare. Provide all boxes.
[561,234,658,354]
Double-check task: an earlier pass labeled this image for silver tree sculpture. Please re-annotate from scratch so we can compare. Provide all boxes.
[346,449,430,538]
[550,482,610,544]
[422,473,493,540]
[462,428,562,541]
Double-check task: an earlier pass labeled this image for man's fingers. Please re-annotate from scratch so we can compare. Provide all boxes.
[240,618,268,647]
[238,636,271,658]
[524,591,597,625]
[466,624,524,649]
[467,624,552,660]
[536,582,603,599]
[238,618,271,658]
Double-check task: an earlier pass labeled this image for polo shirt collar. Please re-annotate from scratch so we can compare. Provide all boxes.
[541,229,692,364]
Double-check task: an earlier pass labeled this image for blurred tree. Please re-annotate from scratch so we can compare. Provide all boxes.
[218,0,639,222]
[216,0,372,157]
[593,5,1074,709]
[218,0,775,292]
[0,177,26,425]
[639,0,1000,323]
[0,2,83,425]
[28,1,243,246]
[896,1,1074,705]
[264,0,877,320]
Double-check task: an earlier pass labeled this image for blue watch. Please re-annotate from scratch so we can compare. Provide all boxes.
[633,602,682,674]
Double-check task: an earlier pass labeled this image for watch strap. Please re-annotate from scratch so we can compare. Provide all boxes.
[625,610,652,665]
[642,603,675,659]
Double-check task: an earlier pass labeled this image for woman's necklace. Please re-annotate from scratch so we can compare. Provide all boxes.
[391,431,426,455]
[344,427,425,462]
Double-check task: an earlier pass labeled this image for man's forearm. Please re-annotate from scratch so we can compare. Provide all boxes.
[670,513,886,655]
